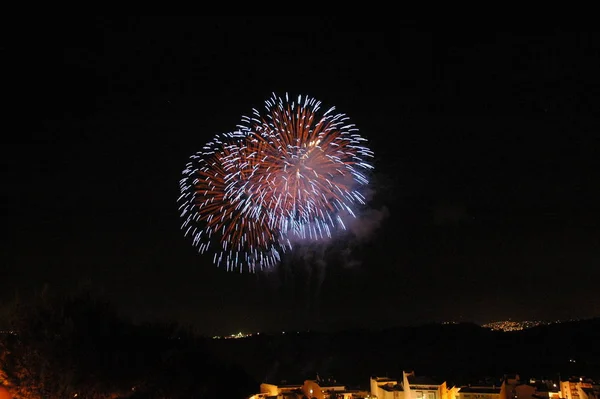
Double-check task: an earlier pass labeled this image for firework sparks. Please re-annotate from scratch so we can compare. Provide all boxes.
[179,93,374,272]
[237,93,374,241]
[179,132,284,272]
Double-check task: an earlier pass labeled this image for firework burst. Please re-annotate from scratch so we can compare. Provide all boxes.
[179,93,374,272]
[237,93,374,241]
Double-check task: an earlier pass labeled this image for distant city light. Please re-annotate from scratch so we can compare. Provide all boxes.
[481,320,554,332]
[211,332,254,340]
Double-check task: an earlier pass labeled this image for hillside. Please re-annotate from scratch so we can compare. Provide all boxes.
[206,318,600,388]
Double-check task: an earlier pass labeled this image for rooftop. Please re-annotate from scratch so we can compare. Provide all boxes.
[310,380,346,389]
[372,376,397,382]
[382,384,404,392]
[409,376,442,386]
[460,387,502,394]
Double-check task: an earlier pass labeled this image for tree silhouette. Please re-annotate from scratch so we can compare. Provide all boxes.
[0,288,138,398]
[0,287,257,398]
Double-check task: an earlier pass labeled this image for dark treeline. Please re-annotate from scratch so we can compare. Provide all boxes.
[0,289,256,399]
[207,319,600,388]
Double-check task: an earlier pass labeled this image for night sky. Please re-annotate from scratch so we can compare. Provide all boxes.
[3,18,600,336]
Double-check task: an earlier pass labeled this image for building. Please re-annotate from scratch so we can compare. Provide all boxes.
[514,380,561,399]
[249,372,600,399]
[405,371,446,399]
[514,383,536,399]
[444,384,461,399]
[504,374,520,399]
[455,378,507,399]
[534,382,561,399]
[302,379,358,399]
[561,378,600,399]
[561,378,583,399]
[250,382,303,399]
[370,376,404,399]
[370,371,447,399]
[248,379,369,399]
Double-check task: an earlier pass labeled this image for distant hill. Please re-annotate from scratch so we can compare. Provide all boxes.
[205,318,600,388]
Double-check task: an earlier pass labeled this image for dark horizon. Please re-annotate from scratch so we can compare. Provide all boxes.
[3,18,599,336]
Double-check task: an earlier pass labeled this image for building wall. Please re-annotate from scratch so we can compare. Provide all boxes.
[577,382,596,399]
[457,381,506,399]
[446,385,461,399]
[380,388,405,399]
[411,387,439,399]
[562,381,581,399]
[457,391,500,399]
[303,380,325,399]
[500,381,508,399]
[515,384,536,399]
[260,383,280,396]
[371,377,402,399]
[373,384,404,399]
[404,372,414,399]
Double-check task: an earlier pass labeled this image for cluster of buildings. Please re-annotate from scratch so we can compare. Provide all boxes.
[212,331,256,339]
[480,321,554,332]
[247,372,599,399]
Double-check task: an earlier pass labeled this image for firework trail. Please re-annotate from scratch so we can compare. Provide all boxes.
[179,93,374,272]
